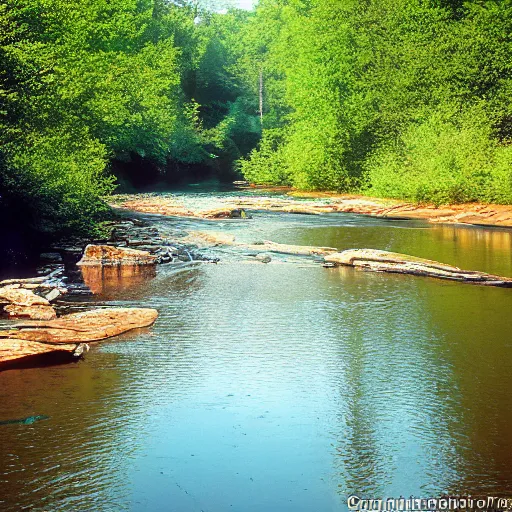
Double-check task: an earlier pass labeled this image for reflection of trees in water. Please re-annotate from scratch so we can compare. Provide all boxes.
[418,282,512,495]
[431,225,512,277]
[0,360,137,510]
[325,271,462,496]
[284,224,512,494]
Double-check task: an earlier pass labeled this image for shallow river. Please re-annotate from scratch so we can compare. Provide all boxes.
[1,189,512,511]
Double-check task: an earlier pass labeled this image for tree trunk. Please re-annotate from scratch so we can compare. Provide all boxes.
[259,68,263,125]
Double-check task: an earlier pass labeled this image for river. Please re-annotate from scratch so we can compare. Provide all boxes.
[1,188,512,511]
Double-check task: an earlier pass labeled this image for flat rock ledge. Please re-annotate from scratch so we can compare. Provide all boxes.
[0,307,158,365]
[183,231,337,257]
[0,274,64,320]
[324,249,512,287]
[77,245,157,266]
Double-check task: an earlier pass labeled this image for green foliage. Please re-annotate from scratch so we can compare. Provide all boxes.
[240,0,512,203]
[4,0,511,250]
[367,108,512,205]
[1,127,115,235]
[238,128,289,185]
[0,0,259,239]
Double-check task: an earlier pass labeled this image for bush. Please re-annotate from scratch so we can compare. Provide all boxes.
[238,128,290,185]
[366,108,512,205]
[1,126,115,236]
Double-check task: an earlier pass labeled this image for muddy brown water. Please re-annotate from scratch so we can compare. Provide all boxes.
[1,189,512,511]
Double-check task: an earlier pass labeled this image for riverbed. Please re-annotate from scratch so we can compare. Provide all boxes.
[1,188,512,511]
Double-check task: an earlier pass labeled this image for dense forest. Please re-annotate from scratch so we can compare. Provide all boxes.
[0,0,259,242]
[1,0,511,258]
[243,0,512,205]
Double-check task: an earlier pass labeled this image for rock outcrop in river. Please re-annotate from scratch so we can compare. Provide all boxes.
[77,245,158,266]
[0,308,158,366]
[324,249,512,287]
[183,231,338,257]
[0,271,66,320]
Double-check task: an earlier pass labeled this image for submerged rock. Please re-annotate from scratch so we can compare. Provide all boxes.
[325,249,512,287]
[0,415,50,426]
[77,245,157,266]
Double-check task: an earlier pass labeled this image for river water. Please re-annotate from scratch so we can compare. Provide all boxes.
[1,189,512,511]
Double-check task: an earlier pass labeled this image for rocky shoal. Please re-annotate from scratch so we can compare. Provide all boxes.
[110,192,512,228]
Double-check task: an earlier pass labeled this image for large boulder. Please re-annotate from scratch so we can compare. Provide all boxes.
[77,245,157,266]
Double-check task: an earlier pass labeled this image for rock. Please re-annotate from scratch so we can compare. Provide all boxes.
[40,252,63,263]
[255,253,272,264]
[126,239,149,247]
[19,283,40,290]
[130,245,162,253]
[0,307,159,344]
[324,249,512,287]
[0,339,87,365]
[0,287,50,306]
[252,240,337,256]
[183,231,337,257]
[0,276,47,286]
[201,208,237,219]
[229,209,250,219]
[36,264,64,276]
[77,245,157,266]
[44,288,61,302]
[184,231,237,246]
[4,305,57,320]
[111,193,512,228]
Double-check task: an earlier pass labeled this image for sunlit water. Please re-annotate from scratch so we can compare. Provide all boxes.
[1,189,512,511]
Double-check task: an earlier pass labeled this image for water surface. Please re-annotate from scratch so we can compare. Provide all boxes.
[1,190,512,511]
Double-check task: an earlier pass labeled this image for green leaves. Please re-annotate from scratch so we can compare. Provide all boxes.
[239,0,512,202]
[0,0,185,235]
